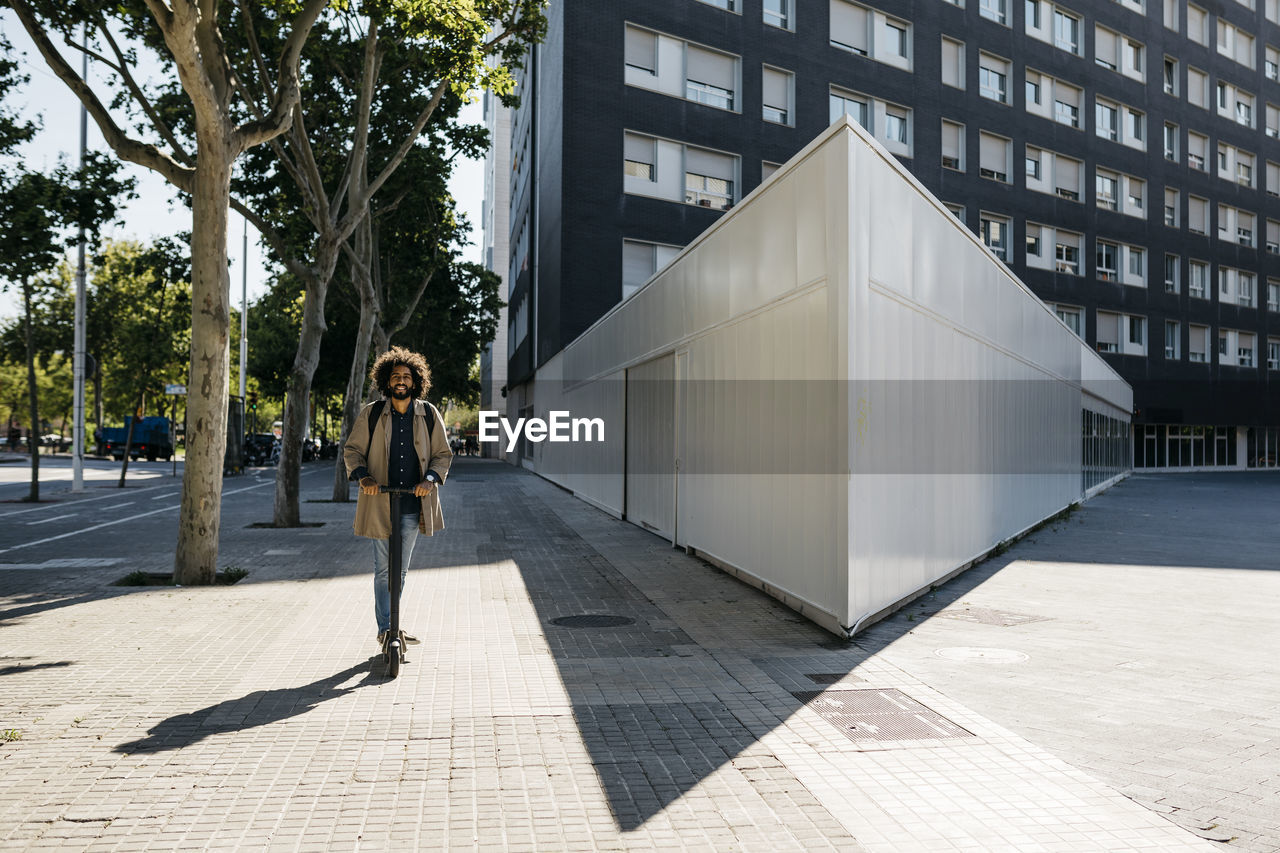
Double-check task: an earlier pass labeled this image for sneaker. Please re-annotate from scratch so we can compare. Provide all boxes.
[377,630,388,647]
[403,632,421,645]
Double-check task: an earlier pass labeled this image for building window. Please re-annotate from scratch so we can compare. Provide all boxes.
[1096,25,1119,69]
[979,53,1010,103]
[1164,253,1180,293]
[762,66,793,125]
[1026,0,1042,28]
[1270,279,1280,310]
[1267,45,1280,81]
[1189,324,1209,362]
[941,120,964,170]
[980,212,1011,260]
[944,202,966,223]
[1187,67,1209,109]
[624,132,655,181]
[685,45,737,110]
[979,131,1010,182]
[830,88,869,127]
[1026,222,1043,259]
[1268,221,1280,254]
[1164,0,1179,29]
[1096,99,1119,140]
[883,18,910,60]
[1056,234,1082,273]
[980,0,1008,24]
[622,239,683,298]
[884,106,909,143]
[942,37,965,89]
[1188,4,1209,45]
[685,172,734,209]
[1054,83,1081,127]
[1269,339,1280,371]
[1268,103,1280,138]
[1096,170,1118,209]
[1165,320,1180,359]
[1189,260,1208,298]
[764,0,791,29]
[1055,304,1082,335]
[1053,8,1080,54]
[1054,154,1081,200]
[761,160,781,182]
[1026,148,1041,179]
[1097,240,1118,281]
[1163,122,1178,160]
[1163,56,1177,94]
[1164,187,1179,227]
[1187,132,1208,170]
[1188,196,1209,234]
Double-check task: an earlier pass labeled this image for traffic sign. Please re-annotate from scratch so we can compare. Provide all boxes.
[165,384,187,395]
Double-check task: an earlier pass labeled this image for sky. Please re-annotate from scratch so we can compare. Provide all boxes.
[0,10,486,321]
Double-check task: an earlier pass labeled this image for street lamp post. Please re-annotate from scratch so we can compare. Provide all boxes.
[72,27,89,493]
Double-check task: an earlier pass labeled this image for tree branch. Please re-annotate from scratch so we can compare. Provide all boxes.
[234,0,329,153]
[88,15,195,166]
[229,194,315,285]
[7,0,194,192]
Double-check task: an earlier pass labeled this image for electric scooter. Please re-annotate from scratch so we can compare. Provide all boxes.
[378,485,417,678]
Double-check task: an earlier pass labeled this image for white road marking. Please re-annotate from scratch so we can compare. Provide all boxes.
[0,483,172,518]
[25,513,75,526]
[0,467,325,554]
[113,502,135,509]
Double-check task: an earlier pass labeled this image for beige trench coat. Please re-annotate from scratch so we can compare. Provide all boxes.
[343,399,453,539]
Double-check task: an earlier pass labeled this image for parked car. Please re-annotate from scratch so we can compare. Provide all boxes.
[40,434,71,453]
[243,433,277,466]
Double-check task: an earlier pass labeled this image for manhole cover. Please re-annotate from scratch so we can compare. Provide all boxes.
[934,647,1029,663]
[550,614,635,628]
[791,688,973,744]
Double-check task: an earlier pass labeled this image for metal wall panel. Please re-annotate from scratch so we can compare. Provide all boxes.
[527,119,1130,637]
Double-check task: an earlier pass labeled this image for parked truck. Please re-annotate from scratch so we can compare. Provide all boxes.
[100,417,174,462]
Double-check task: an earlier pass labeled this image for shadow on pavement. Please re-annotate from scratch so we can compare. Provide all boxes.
[114,660,383,754]
[0,659,74,676]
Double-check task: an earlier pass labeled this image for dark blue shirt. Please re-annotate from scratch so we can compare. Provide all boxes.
[388,407,421,517]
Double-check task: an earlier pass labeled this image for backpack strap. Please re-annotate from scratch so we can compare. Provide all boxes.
[364,399,387,460]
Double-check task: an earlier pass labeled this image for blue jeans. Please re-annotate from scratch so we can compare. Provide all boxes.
[373,512,420,634]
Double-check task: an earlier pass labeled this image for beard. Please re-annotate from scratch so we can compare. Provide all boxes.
[391,385,412,399]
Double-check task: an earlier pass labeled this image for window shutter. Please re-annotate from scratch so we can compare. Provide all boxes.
[830,0,869,53]
[624,132,654,165]
[979,132,1006,171]
[686,45,735,90]
[1096,313,1119,345]
[942,39,962,87]
[1095,26,1118,66]
[941,122,961,160]
[622,241,655,289]
[625,26,656,71]
[1056,158,1080,192]
[762,67,789,109]
[685,146,735,180]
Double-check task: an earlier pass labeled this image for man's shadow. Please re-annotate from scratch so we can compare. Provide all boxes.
[115,660,383,754]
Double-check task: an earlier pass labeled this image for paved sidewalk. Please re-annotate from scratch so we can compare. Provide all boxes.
[0,460,1274,851]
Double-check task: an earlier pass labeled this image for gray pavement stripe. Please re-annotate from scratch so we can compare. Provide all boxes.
[0,467,325,555]
[0,482,172,518]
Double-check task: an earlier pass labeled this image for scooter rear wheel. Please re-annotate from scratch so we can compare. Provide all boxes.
[387,642,400,678]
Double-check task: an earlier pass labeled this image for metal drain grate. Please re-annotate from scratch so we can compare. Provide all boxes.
[926,606,1050,627]
[550,614,636,628]
[791,688,974,744]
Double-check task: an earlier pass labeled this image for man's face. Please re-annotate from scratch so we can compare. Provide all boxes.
[389,366,413,399]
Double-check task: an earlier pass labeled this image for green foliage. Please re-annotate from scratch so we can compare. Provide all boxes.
[0,33,37,155]
[1,729,21,742]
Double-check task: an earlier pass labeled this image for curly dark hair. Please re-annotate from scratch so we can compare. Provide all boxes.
[369,346,432,399]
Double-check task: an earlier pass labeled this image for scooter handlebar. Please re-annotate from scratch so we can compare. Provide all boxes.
[377,485,418,495]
